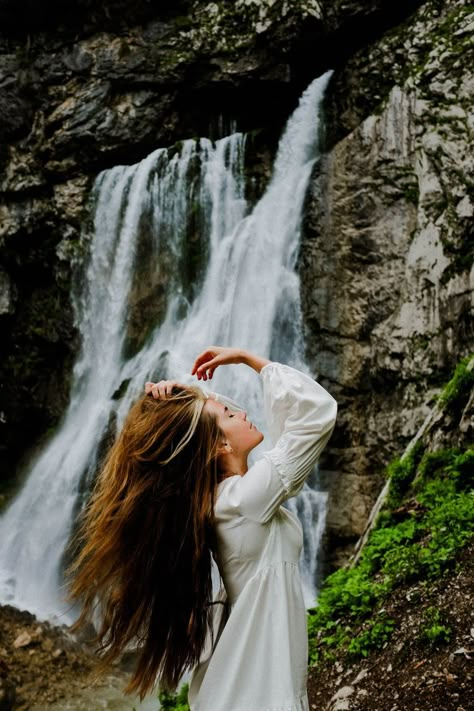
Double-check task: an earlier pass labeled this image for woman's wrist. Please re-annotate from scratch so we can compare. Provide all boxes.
[240,351,271,373]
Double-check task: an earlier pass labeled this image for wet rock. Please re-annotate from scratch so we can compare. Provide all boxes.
[0,77,33,143]
[53,176,91,225]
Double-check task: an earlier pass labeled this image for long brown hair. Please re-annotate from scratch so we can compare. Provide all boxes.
[67,386,223,698]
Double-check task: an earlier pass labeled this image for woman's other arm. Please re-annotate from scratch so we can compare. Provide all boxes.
[223,363,337,523]
[192,347,270,380]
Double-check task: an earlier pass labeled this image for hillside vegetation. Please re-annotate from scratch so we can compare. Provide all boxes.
[307,356,474,710]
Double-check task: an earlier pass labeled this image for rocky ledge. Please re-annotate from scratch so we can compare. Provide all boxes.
[0,604,152,710]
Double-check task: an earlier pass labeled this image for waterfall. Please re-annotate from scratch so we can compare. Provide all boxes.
[0,71,332,620]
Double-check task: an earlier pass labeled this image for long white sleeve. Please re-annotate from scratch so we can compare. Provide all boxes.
[217,362,337,523]
[262,362,337,495]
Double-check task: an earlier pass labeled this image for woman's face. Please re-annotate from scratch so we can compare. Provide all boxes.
[203,399,264,455]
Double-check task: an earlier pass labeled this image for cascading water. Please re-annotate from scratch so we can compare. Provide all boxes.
[0,71,332,620]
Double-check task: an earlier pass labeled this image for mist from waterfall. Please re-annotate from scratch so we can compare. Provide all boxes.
[0,71,332,620]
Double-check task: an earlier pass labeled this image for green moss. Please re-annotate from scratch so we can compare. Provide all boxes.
[386,440,424,508]
[437,355,474,411]
[410,2,474,86]
[167,140,185,160]
[410,333,432,352]
[415,448,474,492]
[174,15,193,30]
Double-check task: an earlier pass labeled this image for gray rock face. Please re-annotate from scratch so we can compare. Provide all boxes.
[0,0,472,573]
[300,0,473,566]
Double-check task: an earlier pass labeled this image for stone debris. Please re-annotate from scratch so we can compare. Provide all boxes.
[13,631,32,649]
[12,625,43,649]
[328,685,355,710]
[353,668,368,684]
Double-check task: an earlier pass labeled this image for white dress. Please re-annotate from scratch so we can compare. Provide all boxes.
[188,362,337,711]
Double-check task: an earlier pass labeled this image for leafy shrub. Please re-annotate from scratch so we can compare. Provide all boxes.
[419,607,452,645]
[347,615,396,659]
[308,444,474,665]
[158,684,190,711]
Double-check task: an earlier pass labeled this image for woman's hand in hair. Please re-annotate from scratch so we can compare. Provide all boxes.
[192,347,270,381]
[145,380,187,399]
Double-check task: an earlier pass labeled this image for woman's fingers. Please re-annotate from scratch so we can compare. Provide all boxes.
[195,357,221,380]
[144,380,183,399]
[191,349,218,376]
[192,346,243,379]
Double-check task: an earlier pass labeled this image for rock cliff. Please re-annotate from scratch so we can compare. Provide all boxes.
[300,0,473,567]
[0,0,472,570]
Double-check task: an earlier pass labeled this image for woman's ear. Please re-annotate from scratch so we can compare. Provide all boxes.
[218,441,233,455]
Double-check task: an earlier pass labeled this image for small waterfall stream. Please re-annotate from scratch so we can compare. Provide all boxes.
[0,71,332,621]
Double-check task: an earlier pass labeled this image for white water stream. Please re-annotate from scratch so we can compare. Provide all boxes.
[0,71,332,621]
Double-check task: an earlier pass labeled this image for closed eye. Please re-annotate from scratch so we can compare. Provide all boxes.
[224,406,235,418]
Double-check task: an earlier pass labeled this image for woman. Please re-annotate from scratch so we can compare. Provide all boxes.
[68,346,337,710]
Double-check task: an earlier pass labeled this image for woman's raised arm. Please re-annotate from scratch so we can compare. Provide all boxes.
[191,347,270,381]
[220,363,337,523]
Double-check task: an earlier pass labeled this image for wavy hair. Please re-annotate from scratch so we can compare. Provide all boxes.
[67,385,223,698]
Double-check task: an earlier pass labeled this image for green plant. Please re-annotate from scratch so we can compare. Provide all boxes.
[419,607,452,645]
[308,440,474,666]
[158,683,190,711]
[347,615,396,659]
[386,441,425,507]
[415,448,474,492]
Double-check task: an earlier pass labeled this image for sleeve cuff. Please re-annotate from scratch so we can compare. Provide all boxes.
[259,361,277,377]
